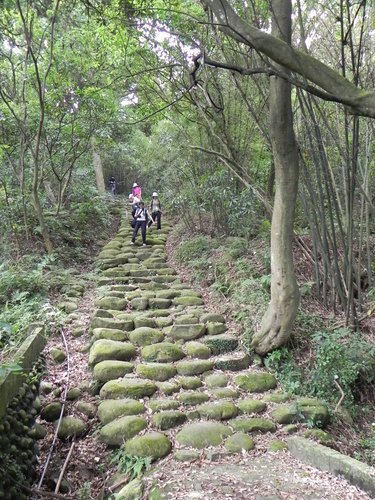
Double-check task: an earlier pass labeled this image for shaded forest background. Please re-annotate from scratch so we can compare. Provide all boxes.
[1,0,375,463]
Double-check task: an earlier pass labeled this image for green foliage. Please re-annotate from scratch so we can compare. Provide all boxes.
[76,481,92,500]
[264,347,303,395]
[110,449,152,479]
[174,236,217,264]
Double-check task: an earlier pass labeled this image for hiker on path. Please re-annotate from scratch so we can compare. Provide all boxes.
[131,201,150,246]
[109,176,116,195]
[132,182,142,199]
[149,192,162,230]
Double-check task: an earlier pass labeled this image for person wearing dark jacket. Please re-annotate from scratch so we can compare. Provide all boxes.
[149,192,162,230]
[131,202,149,246]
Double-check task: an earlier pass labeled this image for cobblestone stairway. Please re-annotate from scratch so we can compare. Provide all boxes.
[89,215,329,475]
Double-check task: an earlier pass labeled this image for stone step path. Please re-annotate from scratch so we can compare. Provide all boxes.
[88,214,332,472]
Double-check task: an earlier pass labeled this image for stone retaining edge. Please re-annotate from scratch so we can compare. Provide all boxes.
[287,436,375,497]
[0,326,46,418]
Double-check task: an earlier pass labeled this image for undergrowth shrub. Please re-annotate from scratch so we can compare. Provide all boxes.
[174,235,217,264]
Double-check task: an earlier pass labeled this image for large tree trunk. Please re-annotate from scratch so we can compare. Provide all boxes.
[92,137,106,193]
[251,0,300,355]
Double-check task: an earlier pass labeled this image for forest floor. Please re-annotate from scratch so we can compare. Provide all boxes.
[30,204,374,500]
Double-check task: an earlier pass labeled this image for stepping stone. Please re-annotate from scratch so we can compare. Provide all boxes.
[98,399,145,424]
[124,432,172,461]
[100,378,157,399]
[129,327,164,346]
[224,432,255,452]
[156,381,181,395]
[175,314,199,325]
[271,405,298,424]
[136,363,177,381]
[206,322,227,335]
[56,417,86,439]
[95,297,127,310]
[176,422,232,448]
[201,335,238,355]
[141,342,185,363]
[90,317,133,331]
[263,392,290,403]
[178,391,209,405]
[204,373,227,388]
[296,398,329,427]
[134,317,157,329]
[149,399,180,412]
[230,417,276,433]
[197,401,238,420]
[185,341,211,359]
[234,372,277,393]
[99,416,147,446]
[130,298,149,310]
[177,376,202,389]
[176,359,213,376]
[201,313,225,324]
[169,324,206,341]
[174,296,204,306]
[154,317,173,328]
[214,352,251,371]
[211,388,238,399]
[93,328,128,341]
[149,298,172,309]
[152,410,187,430]
[237,400,267,414]
[155,290,180,299]
[88,340,136,366]
[93,360,134,382]
[174,450,199,462]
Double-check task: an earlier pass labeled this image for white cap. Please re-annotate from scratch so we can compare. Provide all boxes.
[133,182,138,187]
[152,192,158,197]
[132,196,140,204]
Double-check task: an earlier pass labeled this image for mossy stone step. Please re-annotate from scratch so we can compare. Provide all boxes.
[175,314,199,325]
[197,401,238,420]
[90,317,133,331]
[271,405,298,424]
[176,359,214,376]
[178,391,210,405]
[201,335,239,355]
[169,324,206,341]
[133,317,157,329]
[156,381,181,395]
[98,399,145,424]
[136,363,177,381]
[174,296,204,306]
[130,297,149,310]
[89,340,136,366]
[230,417,277,433]
[211,388,238,399]
[57,417,86,439]
[214,352,251,371]
[93,328,128,342]
[237,399,267,415]
[149,399,180,412]
[200,313,225,324]
[93,360,134,382]
[124,432,172,461]
[234,372,277,393]
[224,432,255,452]
[296,398,329,427]
[100,378,157,399]
[149,298,172,309]
[185,341,211,359]
[95,297,128,310]
[155,290,180,299]
[204,373,227,388]
[141,342,185,363]
[177,376,202,389]
[99,415,147,446]
[206,322,227,335]
[176,422,232,449]
[152,411,187,430]
[129,327,164,346]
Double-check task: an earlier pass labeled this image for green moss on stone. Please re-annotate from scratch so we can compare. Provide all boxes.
[268,439,287,452]
[177,376,202,389]
[234,372,277,393]
[152,410,187,430]
[98,399,145,424]
[197,401,238,420]
[156,381,181,395]
[185,341,211,359]
[169,324,206,341]
[99,416,147,446]
[176,422,232,448]
[178,391,210,405]
[230,417,276,433]
[201,335,238,355]
[237,399,267,414]
[93,328,128,341]
[129,327,164,346]
[176,359,213,376]
[93,360,134,382]
[211,388,238,399]
[141,343,185,363]
[100,378,157,399]
[271,405,298,424]
[136,363,177,381]
[124,432,172,461]
[89,340,136,366]
[224,432,255,452]
[204,373,227,388]
[56,417,86,439]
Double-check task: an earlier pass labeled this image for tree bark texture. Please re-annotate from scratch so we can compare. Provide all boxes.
[251,0,300,355]
[92,137,106,193]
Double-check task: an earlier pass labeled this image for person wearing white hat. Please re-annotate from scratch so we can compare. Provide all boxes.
[132,182,142,199]
[149,192,162,230]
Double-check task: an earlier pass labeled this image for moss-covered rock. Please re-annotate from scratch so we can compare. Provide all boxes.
[136,363,177,381]
[271,405,298,424]
[304,428,334,445]
[156,381,180,395]
[178,391,210,405]
[230,417,276,433]
[268,439,288,452]
[152,410,187,430]
[214,352,251,371]
[176,359,214,376]
[50,347,66,363]
[133,317,157,329]
[89,340,136,366]
[93,360,134,382]
[72,327,85,338]
[200,313,225,324]
[130,297,149,310]
[169,324,206,341]
[283,424,299,434]
[297,399,329,427]
[57,417,86,439]
[177,376,202,389]
[234,372,277,393]
[149,399,180,412]
[141,343,185,363]
[176,422,232,448]
[96,297,127,311]
[66,387,81,400]
[263,392,290,403]
[185,341,211,359]
[93,328,128,341]
[174,450,199,462]
[197,401,238,420]
[224,432,255,452]
[30,422,47,440]
[204,373,227,388]
[99,416,147,446]
[124,432,172,461]
[175,314,199,325]
[155,290,180,299]
[237,399,267,414]
[58,301,78,313]
[100,378,157,399]
[174,296,204,306]
[129,327,164,346]
[41,402,63,422]
[149,298,172,309]
[206,322,227,335]
[76,401,97,418]
[211,388,238,399]
[90,317,133,331]
[201,335,238,355]
[116,478,143,500]
[98,399,145,424]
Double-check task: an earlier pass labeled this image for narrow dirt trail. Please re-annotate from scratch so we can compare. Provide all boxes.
[34,206,371,499]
